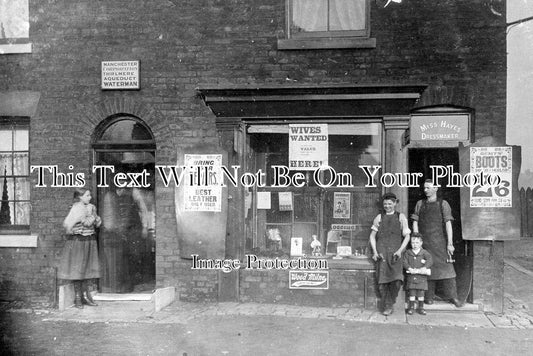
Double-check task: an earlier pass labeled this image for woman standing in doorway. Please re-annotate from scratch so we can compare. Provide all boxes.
[58,188,101,308]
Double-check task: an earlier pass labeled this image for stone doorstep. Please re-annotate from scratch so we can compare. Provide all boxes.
[57,285,175,312]
[93,293,153,301]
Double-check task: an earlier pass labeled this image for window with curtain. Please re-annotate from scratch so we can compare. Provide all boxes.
[0,117,30,233]
[288,0,369,38]
[0,0,32,54]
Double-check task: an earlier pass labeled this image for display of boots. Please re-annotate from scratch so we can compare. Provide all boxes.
[81,280,98,306]
[73,280,83,309]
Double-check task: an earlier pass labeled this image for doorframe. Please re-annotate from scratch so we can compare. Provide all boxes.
[91,114,157,293]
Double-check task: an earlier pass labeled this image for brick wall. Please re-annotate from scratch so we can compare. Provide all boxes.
[0,0,506,305]
[173,260,219,302]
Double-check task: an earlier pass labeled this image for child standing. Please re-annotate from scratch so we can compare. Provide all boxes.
[403,233,433,315]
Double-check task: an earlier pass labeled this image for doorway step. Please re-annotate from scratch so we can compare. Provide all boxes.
[93,293,152,301]
[58,284,175,312]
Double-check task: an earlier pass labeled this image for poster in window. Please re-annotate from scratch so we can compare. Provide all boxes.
[0,0,31,53]
[278,191,293,211]
[288,124,328,171]
[469,147,512,208]
[257,191,271,209]
[183,154,222,212]
[290,237,303,257]
[333,192,350,219]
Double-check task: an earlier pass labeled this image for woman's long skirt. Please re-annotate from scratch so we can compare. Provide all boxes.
[58,234,100,280]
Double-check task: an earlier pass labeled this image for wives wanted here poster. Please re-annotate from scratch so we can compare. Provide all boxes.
[288,124,328,170]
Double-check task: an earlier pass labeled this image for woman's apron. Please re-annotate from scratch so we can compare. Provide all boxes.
[376,213,404,284]
[418,200,456,280]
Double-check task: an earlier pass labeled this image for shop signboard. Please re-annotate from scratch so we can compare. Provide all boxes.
[101,60,140,89]
[410,114,470,142]
[331,224,359,231]
[288,124,328,170]
[289,270,329,289]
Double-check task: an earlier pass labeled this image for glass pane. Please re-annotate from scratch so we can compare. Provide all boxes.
[293,223,318,254]
[13,152,29,175]
[121,151,155,164]
[294,193,319,222]
[14,202,31,225]
[99,119,152,141]
[14,128,29,150]
[97,151,123,165]
[0,153,13,176]
[0,130,12,151]
[2,178,15,202]
[265,224,291,254]
[329,0,366,31]
[0,202,14,225]
[14,178,30,200]
[266,192,291,223]
[328,125,381,187]
[291,0,327,33]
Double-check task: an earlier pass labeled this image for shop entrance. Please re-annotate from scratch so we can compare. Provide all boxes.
[93,116,156,293]
[408,148,473,303]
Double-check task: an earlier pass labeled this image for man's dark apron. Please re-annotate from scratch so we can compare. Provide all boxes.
[419,201,456,280]
[376,213,404,284]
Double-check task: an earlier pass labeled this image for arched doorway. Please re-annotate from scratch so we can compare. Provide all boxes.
[92,115,156,293]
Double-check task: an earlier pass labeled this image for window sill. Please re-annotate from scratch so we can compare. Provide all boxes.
[277,37,376,50]
[0,234,38,248]
[0,43,32,54]
[327,256,375,270]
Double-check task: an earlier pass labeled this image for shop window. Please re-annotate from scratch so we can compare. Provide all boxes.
[0,117,30,234]
[246,123,381,259]
[0,0,32,54]
[278,0,376,50]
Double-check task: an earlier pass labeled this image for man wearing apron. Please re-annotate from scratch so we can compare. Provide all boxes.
[411,180,463,307]
[369,193,411,316]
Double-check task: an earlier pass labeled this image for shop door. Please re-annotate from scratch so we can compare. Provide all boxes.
[408,148,473,303]
[93,117,156,293]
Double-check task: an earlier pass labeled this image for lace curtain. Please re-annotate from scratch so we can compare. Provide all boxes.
[291,0,366,33]
[0,152,30,225]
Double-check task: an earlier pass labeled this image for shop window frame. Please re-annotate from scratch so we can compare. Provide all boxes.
[245,121,383,259]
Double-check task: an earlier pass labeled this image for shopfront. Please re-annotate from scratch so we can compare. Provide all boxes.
[189,87,520,312]
[196,84,427,307]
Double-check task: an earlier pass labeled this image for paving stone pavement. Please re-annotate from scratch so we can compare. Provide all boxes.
[3,256,533,331]
[32,297,530,330]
